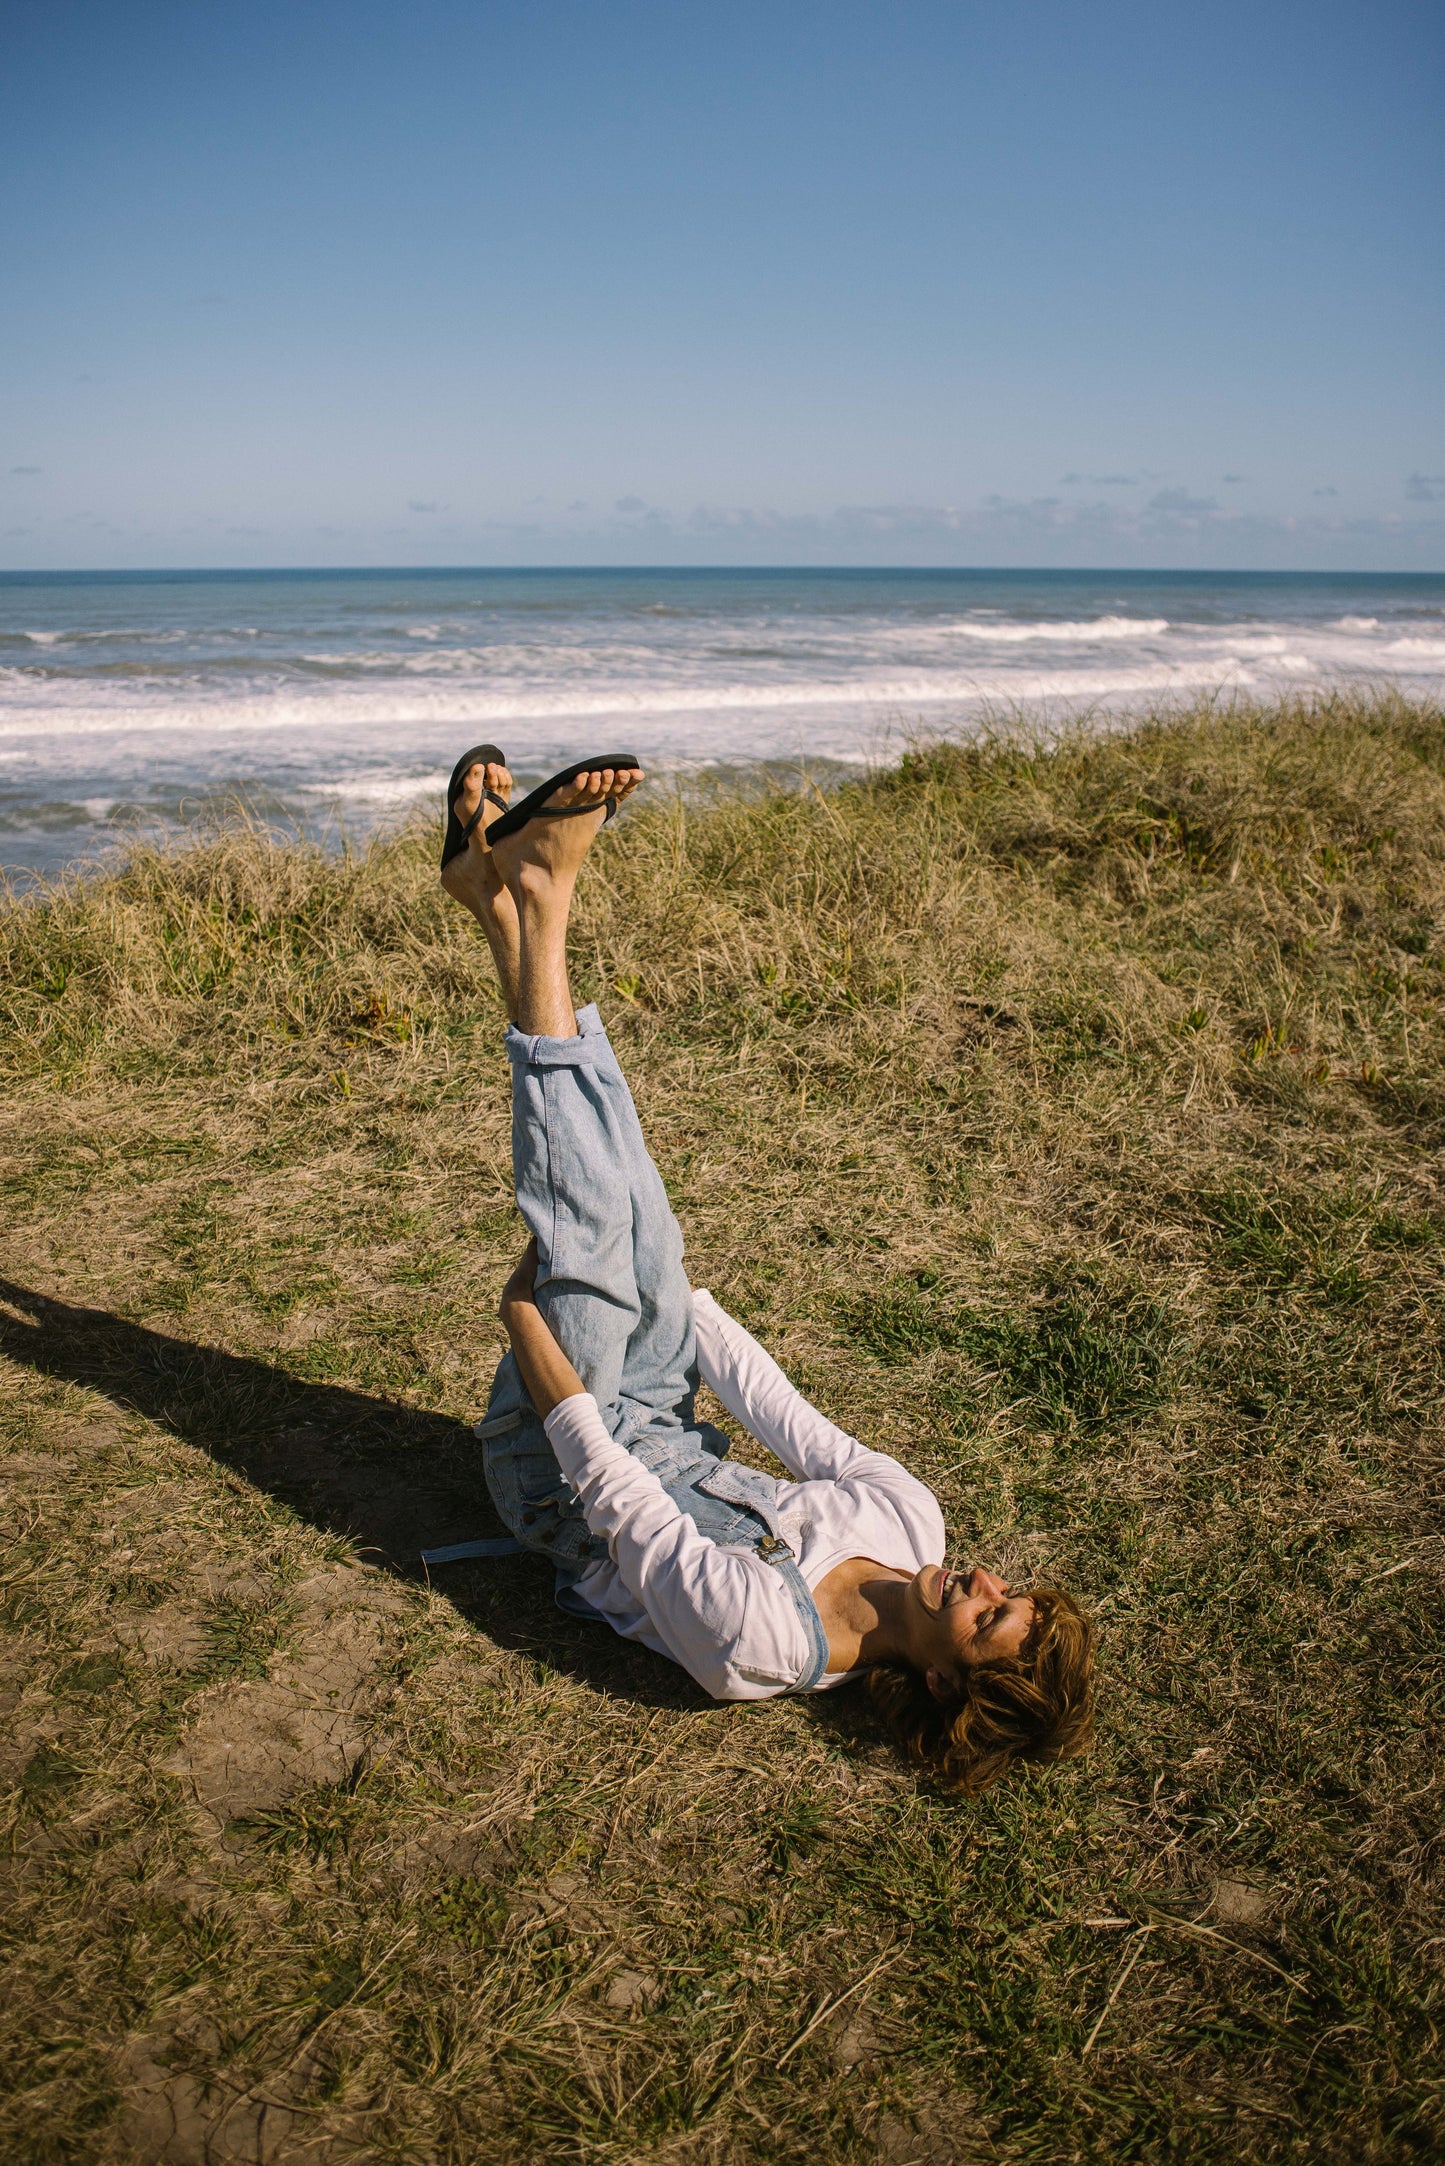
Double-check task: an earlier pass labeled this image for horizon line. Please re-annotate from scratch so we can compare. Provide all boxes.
[3,562,1443,581]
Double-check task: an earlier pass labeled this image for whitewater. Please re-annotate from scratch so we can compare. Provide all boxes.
[2,566,1442,878]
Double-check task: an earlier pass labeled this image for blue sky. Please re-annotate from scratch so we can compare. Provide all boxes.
[2,0,1442,570]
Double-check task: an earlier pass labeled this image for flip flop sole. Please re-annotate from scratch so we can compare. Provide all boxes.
[441,742,508,869]
[485,754,642,845]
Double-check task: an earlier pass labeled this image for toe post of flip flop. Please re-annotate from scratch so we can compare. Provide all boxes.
[484,754,642,847]
[441,742,510,870]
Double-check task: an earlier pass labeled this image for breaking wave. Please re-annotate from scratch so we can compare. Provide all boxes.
[2,565,1441,879]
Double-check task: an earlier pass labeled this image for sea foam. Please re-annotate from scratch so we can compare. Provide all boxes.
[2,566,1441,881]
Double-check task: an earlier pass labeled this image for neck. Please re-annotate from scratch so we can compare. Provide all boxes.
[842,1566,922,1671]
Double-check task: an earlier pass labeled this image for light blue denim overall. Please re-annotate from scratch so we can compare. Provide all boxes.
[479,1005,830,1692]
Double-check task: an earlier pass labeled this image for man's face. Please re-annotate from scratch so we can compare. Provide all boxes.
[911,1563,1035,1700]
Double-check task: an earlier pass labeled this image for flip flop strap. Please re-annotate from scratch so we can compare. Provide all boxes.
[459,786,511,845]
[531,796,618,824]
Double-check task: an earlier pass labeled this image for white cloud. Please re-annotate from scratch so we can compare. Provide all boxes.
[556,489,1445,569]
[1146,488,1219,522]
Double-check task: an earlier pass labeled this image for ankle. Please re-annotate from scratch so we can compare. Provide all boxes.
[515,1000,579,1038]
[510,865,578,918]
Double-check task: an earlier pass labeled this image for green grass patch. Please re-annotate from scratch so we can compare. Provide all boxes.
[847,1271,1173,1432]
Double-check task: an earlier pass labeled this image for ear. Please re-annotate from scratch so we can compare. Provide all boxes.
[924,1664,957,1705]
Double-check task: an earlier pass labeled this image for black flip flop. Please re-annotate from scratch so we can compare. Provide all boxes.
[484,754,642,846]
[441,743,510,870]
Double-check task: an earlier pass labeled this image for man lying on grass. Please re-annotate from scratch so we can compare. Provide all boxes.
[439,746,1095,1794]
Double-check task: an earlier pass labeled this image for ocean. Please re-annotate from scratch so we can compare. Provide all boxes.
[2,565,1443,882]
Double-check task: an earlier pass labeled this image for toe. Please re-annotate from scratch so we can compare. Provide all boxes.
[452,762,483,821]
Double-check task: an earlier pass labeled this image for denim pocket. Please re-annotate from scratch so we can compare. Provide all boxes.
[692,1460,782,1532]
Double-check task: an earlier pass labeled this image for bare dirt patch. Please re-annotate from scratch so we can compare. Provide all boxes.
[0,1450,73,1481]
[164,1566,407,1826]
[118,2029,366,2166]
[114,1604,210,1668]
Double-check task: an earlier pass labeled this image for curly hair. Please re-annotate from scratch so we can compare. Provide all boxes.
[868,1583,1095,1796]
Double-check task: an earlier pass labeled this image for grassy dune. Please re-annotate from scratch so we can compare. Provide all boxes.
[1,692,1442,2163]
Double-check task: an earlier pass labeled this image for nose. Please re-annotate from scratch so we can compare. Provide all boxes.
[968,1566,1010,1599]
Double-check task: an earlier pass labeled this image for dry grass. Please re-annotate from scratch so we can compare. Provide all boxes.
[0,689,1442,2162]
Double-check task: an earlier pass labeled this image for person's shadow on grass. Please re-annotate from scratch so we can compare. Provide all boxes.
[0,1273,717,1713]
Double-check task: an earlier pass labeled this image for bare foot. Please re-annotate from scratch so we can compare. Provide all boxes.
[499,766,644,1036]
[440,755,523,1014]
[440,756,515,927]
[491,766,644,902]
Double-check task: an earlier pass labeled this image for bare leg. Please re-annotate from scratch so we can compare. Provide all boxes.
[492,766,644,1037]
[439,756,522,1017]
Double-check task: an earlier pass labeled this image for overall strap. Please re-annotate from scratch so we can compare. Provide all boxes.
[755,1532,832,1693]
[671,1455,833,1694]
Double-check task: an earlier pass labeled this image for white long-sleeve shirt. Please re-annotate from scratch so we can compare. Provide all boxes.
[542,1289,946,1701]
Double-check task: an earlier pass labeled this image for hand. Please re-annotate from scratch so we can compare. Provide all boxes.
[499,1237,539,1322]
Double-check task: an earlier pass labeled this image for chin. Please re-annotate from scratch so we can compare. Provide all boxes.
[913,1562,943,1613]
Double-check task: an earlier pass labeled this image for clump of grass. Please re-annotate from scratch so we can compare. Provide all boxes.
[847,1270,1173,1432]
[0,691,1442,2161]
[245,1763,377,1864]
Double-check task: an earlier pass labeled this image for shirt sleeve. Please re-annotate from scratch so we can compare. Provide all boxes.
[542,1392,809,1700]
[692,1288,884,1482]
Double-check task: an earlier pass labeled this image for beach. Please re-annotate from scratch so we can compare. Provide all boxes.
[3,565,1444,881]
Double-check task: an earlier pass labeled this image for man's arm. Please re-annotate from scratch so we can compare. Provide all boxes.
[693,1289,880,1481]
[498,1239,586,1417]
[498,1245,805,1699]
